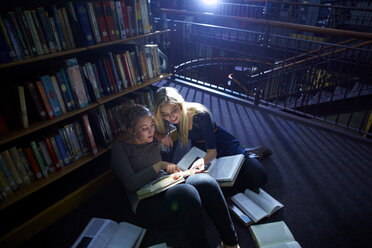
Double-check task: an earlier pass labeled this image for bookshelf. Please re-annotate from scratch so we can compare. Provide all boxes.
[0,1,171,245]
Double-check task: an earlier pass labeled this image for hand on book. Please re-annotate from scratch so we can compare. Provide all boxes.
[164,162,180,174]
[190,157,205,174]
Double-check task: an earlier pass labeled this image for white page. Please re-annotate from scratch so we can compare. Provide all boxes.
[231,193,268,223]
[250,221,296,248]
[244,188,283,215]
[177,146,206,171]
[263,241,301,248]
[207,154,244,181]
[106,222,144,248]
[71,218,117,248]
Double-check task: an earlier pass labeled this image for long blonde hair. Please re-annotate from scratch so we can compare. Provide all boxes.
[153,87,210,146]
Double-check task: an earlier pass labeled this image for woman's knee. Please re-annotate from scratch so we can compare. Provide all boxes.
[166,183,202,208]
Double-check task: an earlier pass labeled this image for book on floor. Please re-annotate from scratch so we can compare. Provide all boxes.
[249,221,301,248]
[71,217,146,248]
[230,188,283,224]
[177,146,245,187]
[136,170,191,200]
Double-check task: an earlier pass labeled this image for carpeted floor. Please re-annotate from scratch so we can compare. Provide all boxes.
[21,78,372,248]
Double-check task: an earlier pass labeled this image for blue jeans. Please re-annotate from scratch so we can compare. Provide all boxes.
[136,173,238,248]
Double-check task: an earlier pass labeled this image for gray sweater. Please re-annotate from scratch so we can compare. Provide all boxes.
[111,140,164,213]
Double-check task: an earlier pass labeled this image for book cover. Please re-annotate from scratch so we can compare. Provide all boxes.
[231,188,284,224]
[24,147,43,179]
[86,2,101,43]
[0,153,18,190]
[71,218,146,248]
[249,221,301,248]
[40,75,62,117]
[82,114,98,155]
[75,2,94,46]
[45,136,63,170]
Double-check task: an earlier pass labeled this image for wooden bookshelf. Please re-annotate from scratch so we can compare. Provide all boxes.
[0,30,170,70]
[0,147,108,210]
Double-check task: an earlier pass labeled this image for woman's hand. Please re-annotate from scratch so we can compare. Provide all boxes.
[154,133,173,148]
[190,158,205,174]
[164,162,180,174]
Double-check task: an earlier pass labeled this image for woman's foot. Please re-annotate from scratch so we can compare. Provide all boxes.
[245,146,272,160]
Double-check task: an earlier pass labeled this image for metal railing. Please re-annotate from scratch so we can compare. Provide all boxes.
[157,9,372,137]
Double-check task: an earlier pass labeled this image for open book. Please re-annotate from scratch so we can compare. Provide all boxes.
[71,217,146,248]
[249,221,301,248]
[136,170,192,200]
[230,188,283,224]
[177,146,245,187]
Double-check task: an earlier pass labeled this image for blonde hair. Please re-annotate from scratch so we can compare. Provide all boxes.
[154,87,210,146]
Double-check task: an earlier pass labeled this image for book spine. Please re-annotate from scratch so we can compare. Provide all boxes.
[125,51,137,85]
[59,128,75,161]
[51,5,67,50]
[54,134,71,165]
[2,17,23,60]
[45,137,62,170]
[97,58,112,95]
[26,81,48,121]
[93,1,109,42]
[57,8,72,49]
[91,64,104,96]
[55,71,73,112]
[120,52,134,87]
[50,75,67,114]
[17,147,35,181]
[50,136,64,167]
[116,54,128,88]
[120,1,131,37]
[14,8,36,57]
[108,52,122,91]
[135,0,144,35]
[30,9,50,54]
[24,147,43,179]
[17,85,29,128]
[60,68,77,110]
[49,17,62,51]
[1,150,23,187]
[115,1,126,39]
[0,167,12,197]
[99,105,113,142]
[9,147,30,185]
[83,63,101,99]
[74,121,89,154]
[37,8,56,53]
[61,7,75,49]
[103,57,117,93]
[30,141,48,177]
[86,2,101,43]
[38,140,55,174]
[65,59,90,108]
[110,0,121,39]
[82,114,98,155]
[103,1,117,41]
[0,14,17,60]
[65,124,82,160]
[75,2,95,46]
[8,11,30,58]
[40,75,62,117]
[0,153,18,190]
[23,10,44,55]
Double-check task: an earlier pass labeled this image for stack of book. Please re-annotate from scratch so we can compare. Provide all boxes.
[0,0,154,63]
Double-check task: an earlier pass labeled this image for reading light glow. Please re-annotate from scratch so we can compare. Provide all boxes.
[203,0,218,5]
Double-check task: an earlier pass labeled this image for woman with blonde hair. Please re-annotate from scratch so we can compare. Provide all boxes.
[153,87,269,194]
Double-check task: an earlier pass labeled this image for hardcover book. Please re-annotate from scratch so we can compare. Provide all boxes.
[40,75,62,117]
[177,146,245,187]
[75,2,94,46]
[231,188,283,224]
[72,217,146,248]
[249,221,301,248]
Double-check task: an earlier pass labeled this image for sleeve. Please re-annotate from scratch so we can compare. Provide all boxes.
[111,142,158,192]
[196,112,217,150]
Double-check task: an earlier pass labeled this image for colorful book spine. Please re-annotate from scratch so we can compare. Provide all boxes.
[8,11,30,58]
[26,81,48,121]
[116,54,128,88]
[59,128,75,161]
[93,1,109,42]
[115,1,126,39]
[74,121,89,154]
[37,7,56,53]
[17,147,35,181]
[54,134,70,165]
[86,2,101,43]
[15,8,37,56]
[50,75,67,114]
[40,75,62,117]
[45,137,62,170]
[0,13,17,60]
[0,153,18,190]
[103,0,116,41]
[30,9,50,54]
[97,58,112,95]
[108,52,122,91]
[1,150,23,187]
[24,147,43,179]
[61,7,76,49]
[2,17,23,60]
[17,85,29,128]
[9,147,31,185]
[49,16,62,51]
[65,58,90,108]
[30,141,48,177]
[75,2,94,46]
[51,5,67,50]
[60,68,77,110]
[82,114,98,155]
[120,1,131,38]
[49,136,64,168]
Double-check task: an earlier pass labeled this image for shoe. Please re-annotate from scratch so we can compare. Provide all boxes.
[245,146,272,160]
